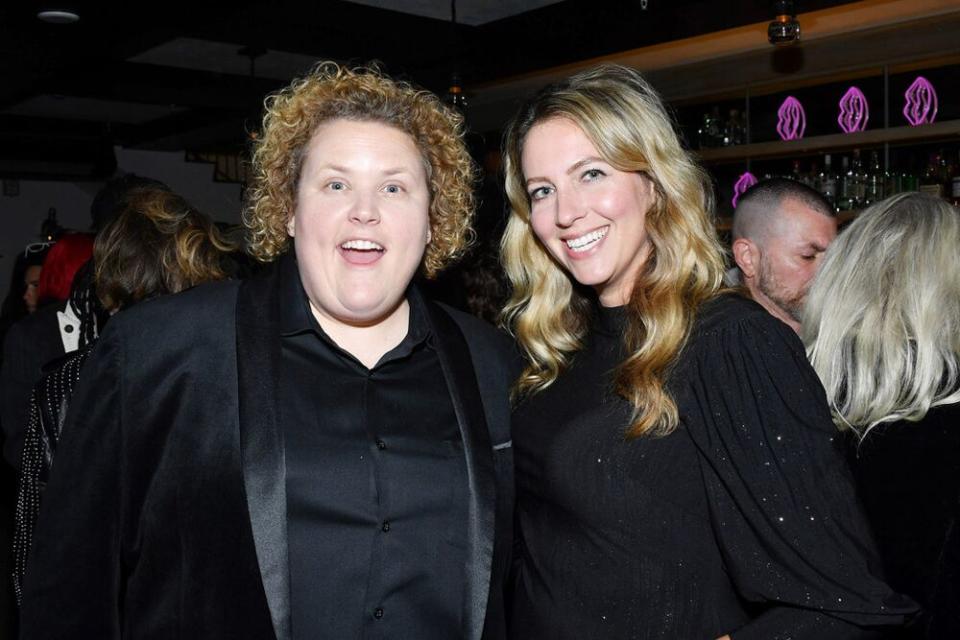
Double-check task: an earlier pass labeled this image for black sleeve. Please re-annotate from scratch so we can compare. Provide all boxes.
[680,313,917,639]
[1,322,35,469]
[18,332,124,639]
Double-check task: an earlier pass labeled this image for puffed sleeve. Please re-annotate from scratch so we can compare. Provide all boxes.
[19,330,124,639]
[678,307,917,640]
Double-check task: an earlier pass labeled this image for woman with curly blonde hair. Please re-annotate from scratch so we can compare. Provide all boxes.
[501,64,913,639]
[20,63,517,640]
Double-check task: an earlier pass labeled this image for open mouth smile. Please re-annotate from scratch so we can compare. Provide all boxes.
[564,226,609,253]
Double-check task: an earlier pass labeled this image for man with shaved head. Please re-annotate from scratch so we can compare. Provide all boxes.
[731,178,838,334]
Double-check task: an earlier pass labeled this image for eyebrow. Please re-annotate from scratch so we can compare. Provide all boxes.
[314,164,415,177]
[525,156,606,186]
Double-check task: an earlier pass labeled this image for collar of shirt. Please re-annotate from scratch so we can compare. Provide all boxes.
[276,251,433,363]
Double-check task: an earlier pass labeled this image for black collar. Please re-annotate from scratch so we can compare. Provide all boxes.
[277,251,432,355]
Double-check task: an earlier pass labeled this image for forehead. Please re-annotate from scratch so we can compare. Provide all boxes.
[521,118,598,168]
[774,197,837,244]
[303,119,424,168]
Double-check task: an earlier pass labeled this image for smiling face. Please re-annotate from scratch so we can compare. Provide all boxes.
[521,117,656,307]
[287,119,431,329]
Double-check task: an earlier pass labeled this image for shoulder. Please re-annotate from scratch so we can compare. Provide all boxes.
[687,292,805,357]
[99,279,241,349]
[436,302,513,353]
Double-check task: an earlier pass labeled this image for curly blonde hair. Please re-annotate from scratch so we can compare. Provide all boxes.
[501,64,726,438]
[244,61,476,278]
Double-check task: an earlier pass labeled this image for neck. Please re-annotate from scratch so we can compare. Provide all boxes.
[311,299,411,369]
[747,285,801,334]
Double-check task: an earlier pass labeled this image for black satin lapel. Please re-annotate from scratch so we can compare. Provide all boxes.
[425,301,496,640]
[236,268,291,640]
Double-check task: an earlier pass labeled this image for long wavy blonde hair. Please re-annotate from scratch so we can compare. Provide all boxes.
[803,192,960,437]
[244,62,476,278]
[501,64,726,438]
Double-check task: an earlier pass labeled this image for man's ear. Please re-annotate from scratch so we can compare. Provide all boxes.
[732,238,759,279]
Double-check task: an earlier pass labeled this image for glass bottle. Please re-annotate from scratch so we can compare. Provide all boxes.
[863,150,884,206]
[818,154,837,207]
[837,156,853,211]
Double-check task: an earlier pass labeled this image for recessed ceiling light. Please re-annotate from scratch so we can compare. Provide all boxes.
[37,10,80,24]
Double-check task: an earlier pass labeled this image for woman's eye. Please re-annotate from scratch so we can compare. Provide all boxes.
[582,168,605,181]
[384,184,402,194]
[327,181,346,191]
[529,186,554,201]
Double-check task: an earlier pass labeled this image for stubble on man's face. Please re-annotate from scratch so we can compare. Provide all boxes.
[756,253,805,323]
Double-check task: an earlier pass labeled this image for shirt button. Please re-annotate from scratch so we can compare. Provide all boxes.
[376,440,386,450]
[64,324,74,333]
[381,522,391,532]
[373,607,384,619]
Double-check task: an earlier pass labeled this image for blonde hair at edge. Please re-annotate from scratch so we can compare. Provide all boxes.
[803,192,960,438]
[501,64,726,438]
[243,61,476,278]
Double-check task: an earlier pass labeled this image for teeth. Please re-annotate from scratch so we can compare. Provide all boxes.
[341,239,384,251]
[565,227,608,251]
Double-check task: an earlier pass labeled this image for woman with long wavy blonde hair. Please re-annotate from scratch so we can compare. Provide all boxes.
[803,192,960,639]
[501,64,913,639]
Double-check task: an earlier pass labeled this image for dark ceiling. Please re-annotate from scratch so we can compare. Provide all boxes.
[0,0,859,179]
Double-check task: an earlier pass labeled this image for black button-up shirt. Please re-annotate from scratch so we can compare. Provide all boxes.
[278,254,468,640]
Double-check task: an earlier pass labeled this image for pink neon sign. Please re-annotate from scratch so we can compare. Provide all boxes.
[903,76,938,126]
[732,172,758,208]
[776,96,806,140]
[838,87,869,133]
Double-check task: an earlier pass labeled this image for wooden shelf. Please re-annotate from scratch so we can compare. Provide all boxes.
[697,119,960,165]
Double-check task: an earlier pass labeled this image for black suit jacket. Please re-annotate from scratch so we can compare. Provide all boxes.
[1,304,67,470]
[20,265,516,640]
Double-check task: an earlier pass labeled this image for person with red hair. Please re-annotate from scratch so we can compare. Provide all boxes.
[34,234,94,307]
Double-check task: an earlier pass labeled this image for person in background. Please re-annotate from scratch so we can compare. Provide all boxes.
[20,62,515,640]
[730,178,837,334]
[21,251,46,315]
[0,234,94,470]
[803,192,960,640]
[12,185,234,606]
[500,64,913,639]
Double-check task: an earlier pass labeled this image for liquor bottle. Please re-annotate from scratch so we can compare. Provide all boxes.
[791,160,803,183]
[850,149,866,208]
[919,153,945,198]
[837,156,854,211]
[817,154,837,207]
[863,151,884,206]
[723,109,745,146]
[951,149,960,207]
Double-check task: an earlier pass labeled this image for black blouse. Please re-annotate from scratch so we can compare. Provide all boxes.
[511,294,915,640]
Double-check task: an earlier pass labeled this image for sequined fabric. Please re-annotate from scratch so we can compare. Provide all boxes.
[13,345,94,605]
[510,294,916,639]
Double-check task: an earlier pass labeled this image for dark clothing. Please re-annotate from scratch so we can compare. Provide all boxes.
[20,259,517,640]
[12,345,94,605]
[0,304,67,469]
[851,402,960,640]
[511,295,915,640]
[279,261,466,639]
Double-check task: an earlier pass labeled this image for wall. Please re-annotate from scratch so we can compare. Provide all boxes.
[0,147,244,304]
